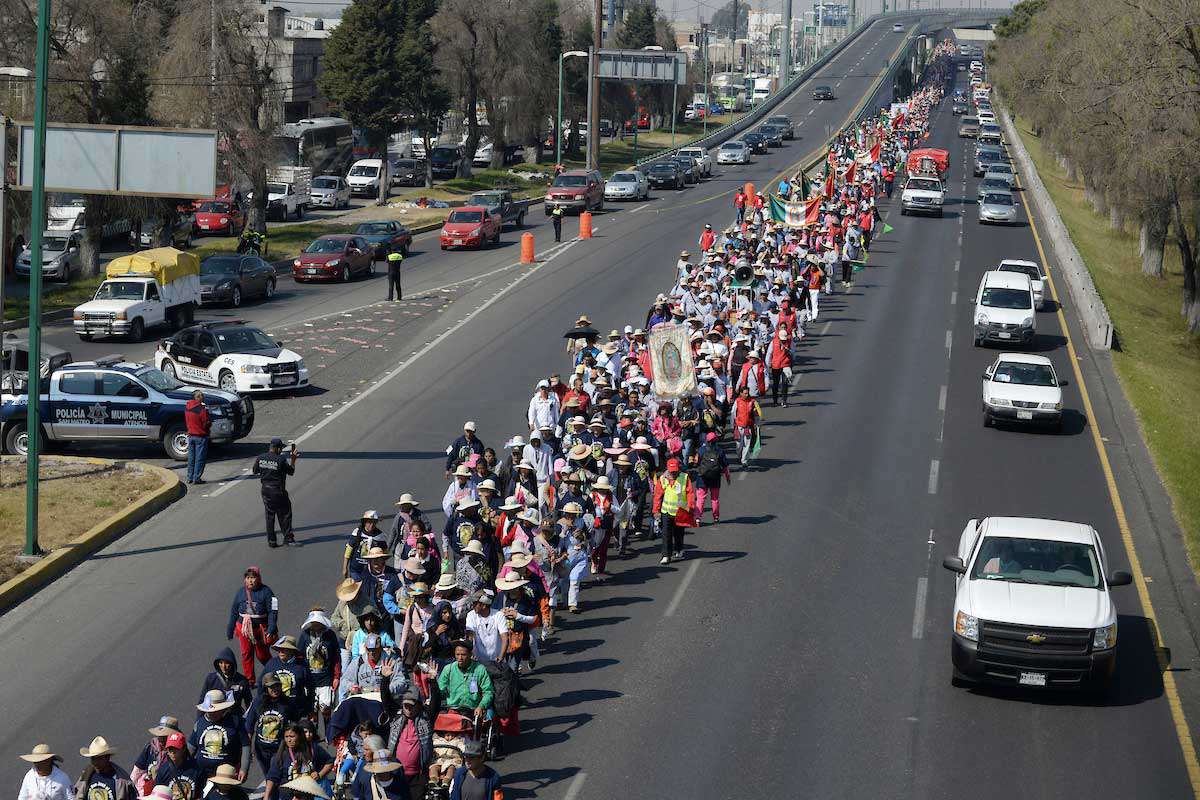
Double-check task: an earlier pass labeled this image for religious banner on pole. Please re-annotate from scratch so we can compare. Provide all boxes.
[648,323,697,398]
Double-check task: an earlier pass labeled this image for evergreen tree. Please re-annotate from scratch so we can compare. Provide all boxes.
[617,1,659,50]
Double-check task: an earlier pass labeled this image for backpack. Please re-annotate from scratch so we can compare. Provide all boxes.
[698,446,722,483]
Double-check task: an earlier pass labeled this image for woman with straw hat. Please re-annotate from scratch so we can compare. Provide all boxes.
[129,716,180,795]
[205,765,249,800]
[17,744,71,800]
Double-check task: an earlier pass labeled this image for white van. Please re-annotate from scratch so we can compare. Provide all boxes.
[973,270,1035,346]
[346,159,389,197]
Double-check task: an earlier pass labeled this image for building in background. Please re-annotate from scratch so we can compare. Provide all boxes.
[255,6,340,123]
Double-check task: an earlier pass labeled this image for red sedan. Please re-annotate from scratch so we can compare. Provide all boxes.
[292,234,374,282]
[194,200,244,236]
[439,207,500,250]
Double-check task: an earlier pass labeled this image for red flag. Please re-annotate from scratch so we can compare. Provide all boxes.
[844,161,857,185]
[803,197,821,227]
[870,142,881,163]
[822,171,834,199]
[891,112,906,130]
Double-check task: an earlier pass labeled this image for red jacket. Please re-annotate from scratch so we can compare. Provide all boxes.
[734,192,746,209]
[767,338,792,370]
[699,229,716,251]
[184,399,211,436]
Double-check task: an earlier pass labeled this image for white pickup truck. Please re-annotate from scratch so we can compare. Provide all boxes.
[73,248,200,342]
[900,173,946,217]
[263,166,312,221]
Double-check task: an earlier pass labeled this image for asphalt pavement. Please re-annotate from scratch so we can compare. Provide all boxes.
[4,19,1196,800]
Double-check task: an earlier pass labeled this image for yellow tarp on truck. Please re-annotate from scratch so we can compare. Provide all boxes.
[105,248,199,285]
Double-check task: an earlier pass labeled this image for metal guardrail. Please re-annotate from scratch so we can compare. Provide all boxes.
[634,8,1002,168]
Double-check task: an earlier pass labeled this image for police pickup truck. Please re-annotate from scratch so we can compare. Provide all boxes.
[0,356,253,460]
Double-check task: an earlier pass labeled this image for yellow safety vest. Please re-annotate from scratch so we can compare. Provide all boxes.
[659,473,688,516]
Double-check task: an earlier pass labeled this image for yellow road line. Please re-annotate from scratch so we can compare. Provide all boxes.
[1016,152,1200,797]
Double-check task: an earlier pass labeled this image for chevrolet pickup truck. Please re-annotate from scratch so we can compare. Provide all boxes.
[466,190,527,229]
[1,356,253,460]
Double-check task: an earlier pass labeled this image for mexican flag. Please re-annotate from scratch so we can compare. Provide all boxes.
[870,142,882,164]
[769,195,821,227]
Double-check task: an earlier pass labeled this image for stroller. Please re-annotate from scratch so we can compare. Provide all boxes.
[425,709,497,800]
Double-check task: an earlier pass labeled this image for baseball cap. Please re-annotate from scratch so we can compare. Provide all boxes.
[667,458,682,471]
[244,566,260,577]
[166,733,187,750]
[463,421,477,431]
[270,437,284,448]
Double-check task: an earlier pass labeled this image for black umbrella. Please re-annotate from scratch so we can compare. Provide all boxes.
[563,325,600,340]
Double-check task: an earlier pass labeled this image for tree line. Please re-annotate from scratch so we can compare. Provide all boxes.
[989,0,1200,333]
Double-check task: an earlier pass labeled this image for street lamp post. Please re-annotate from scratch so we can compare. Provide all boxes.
[556,50,588,168]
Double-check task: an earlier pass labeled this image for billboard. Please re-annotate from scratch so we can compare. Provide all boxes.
[596,49,688,85]
[16,122,217,198]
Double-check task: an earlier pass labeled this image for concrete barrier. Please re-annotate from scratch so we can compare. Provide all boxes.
[997,102,1114,350]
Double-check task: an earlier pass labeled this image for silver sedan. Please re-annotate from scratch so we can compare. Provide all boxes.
[978,190,1018,225]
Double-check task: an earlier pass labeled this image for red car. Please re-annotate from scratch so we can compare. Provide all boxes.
[194,200,244,236]
[439,206,500,250]
[292,234,374,282]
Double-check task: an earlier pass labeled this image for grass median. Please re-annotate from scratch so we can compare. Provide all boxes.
[0,457,162,584]
[1014,119,1200,568]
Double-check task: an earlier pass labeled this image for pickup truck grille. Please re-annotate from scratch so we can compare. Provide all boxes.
[977,620,1093,679]
[83,312,114,321]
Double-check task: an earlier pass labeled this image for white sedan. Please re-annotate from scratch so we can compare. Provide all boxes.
[156,321,309,394]
[604,170,650,201]
[981,352,1064,429]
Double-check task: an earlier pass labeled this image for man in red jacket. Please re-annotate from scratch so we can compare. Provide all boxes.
[698,223,716,253]
[185,390,211,484]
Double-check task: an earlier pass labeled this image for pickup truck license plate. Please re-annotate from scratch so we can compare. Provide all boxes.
[453,239,463,245]
[1017,410,1033,420]
[1019,671,1046,686]
[997,331,1011,339]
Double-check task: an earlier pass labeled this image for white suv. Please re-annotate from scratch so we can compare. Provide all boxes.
[944,517,1132,691]
[981,353,1064,429]
[973,270,1035,346]
[996,259,1047,309]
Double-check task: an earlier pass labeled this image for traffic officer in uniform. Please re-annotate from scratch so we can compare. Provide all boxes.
[386,249,403,302]
[551,204,564,242]
[253,438,298,548]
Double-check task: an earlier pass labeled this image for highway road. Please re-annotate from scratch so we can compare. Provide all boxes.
[3,18,1198,800]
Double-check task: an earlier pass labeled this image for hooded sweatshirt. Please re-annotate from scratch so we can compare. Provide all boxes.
[198,648,252,716]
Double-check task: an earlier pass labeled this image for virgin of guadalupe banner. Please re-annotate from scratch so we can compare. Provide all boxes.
[648,323,697,398]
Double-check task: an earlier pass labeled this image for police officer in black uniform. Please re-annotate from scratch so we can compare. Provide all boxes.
[253,437,298,548]
[386,250,403,301]
[551,204,564,242]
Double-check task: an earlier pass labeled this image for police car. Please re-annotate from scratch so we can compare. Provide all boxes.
[0,356,253,460]
[154,321,308,394]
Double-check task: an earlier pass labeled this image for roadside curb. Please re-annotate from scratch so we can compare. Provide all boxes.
[0,456,183,613]
[1,307,73,333]
[996,101,1114,349]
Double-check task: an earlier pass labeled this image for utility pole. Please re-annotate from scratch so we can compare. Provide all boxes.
[781,0,792,81]
[25,0,51,558]
[210,0,218,124]
[701,22,710,135]
[588,0,601,172]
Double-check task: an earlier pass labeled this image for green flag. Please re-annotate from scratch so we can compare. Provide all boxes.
[882,222,894,234]
[798,169,811,198]
[769,195,789,223]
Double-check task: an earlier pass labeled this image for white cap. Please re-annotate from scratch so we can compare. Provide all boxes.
[361,509,380,520]
[537,379,549,389]
[624,325,633,334]
[463,421,477,431]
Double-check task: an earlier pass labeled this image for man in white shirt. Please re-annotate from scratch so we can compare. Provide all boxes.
[465,590,505,664]
[17,745,72,800]
[526,380,560,433]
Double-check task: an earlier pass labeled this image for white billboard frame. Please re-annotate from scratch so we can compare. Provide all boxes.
[15,121,218,199]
